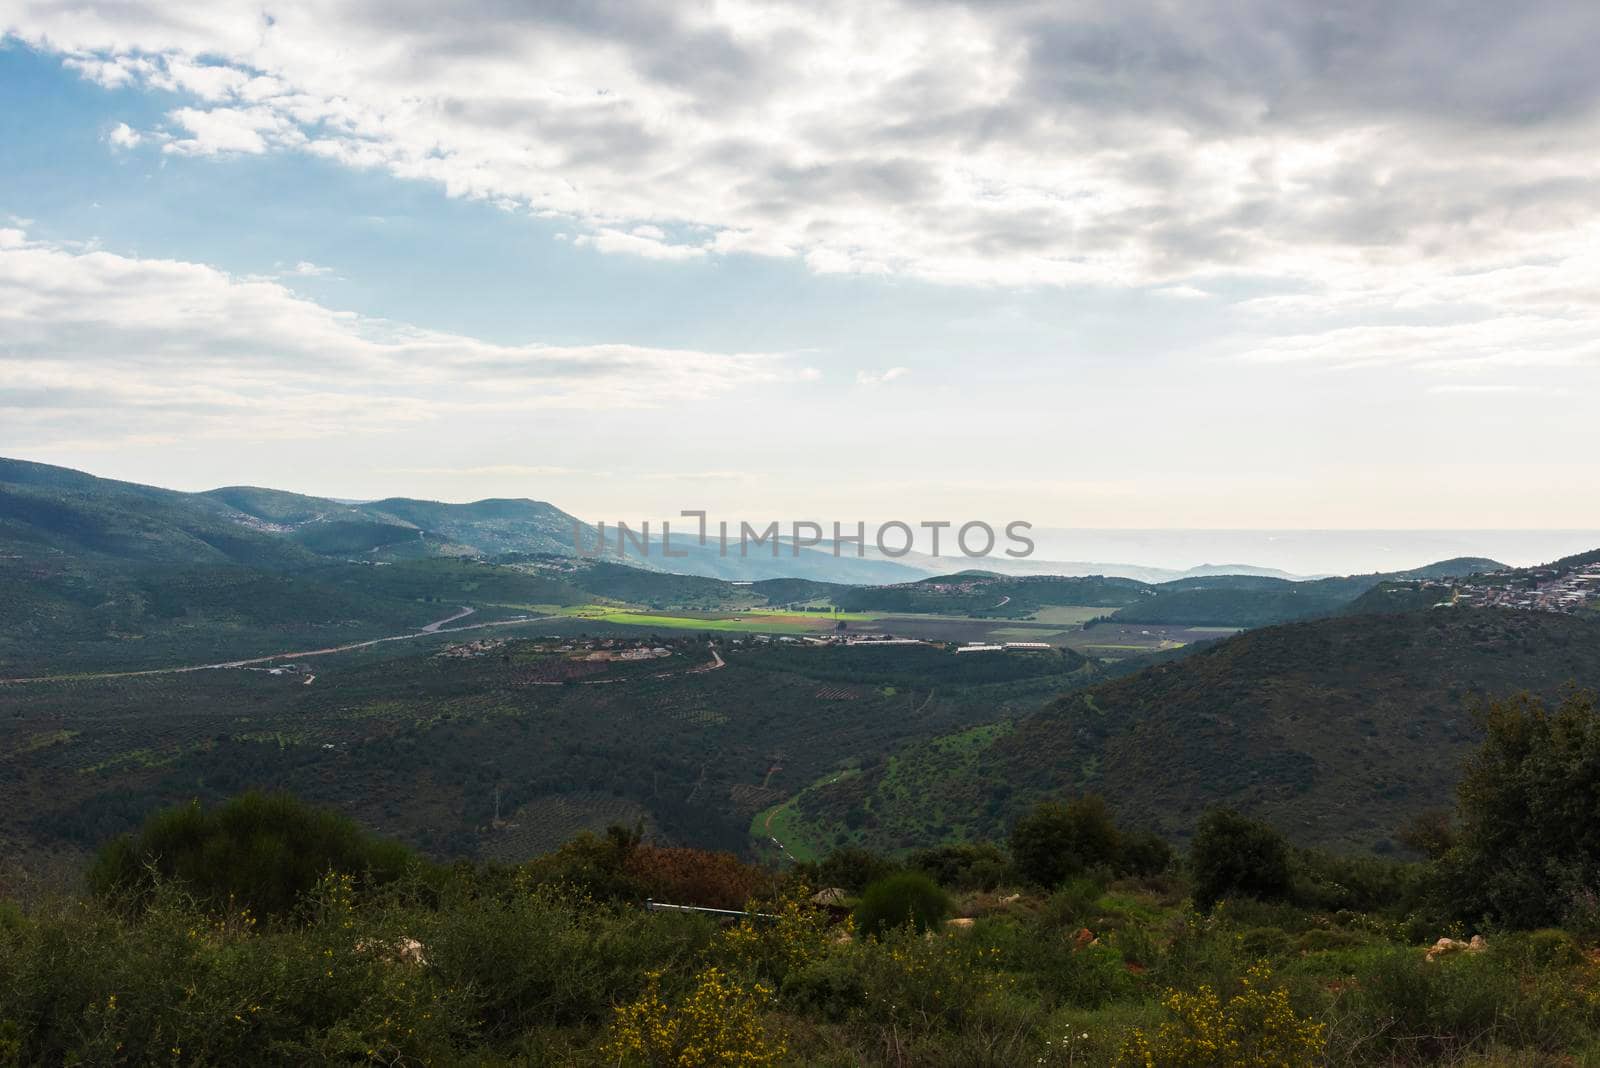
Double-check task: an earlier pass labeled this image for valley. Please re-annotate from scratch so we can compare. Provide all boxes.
[4,456,1598,881]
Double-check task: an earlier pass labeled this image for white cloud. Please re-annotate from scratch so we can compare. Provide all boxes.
[10,2,1599,289]
[0,231,796,447]
[164,105,301,155]
[105,121,141,149]
[289,261,333,277]
[574,227,707,261]
[856,367,911,386]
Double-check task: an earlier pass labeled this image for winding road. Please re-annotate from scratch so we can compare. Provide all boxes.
[0,608,555,685]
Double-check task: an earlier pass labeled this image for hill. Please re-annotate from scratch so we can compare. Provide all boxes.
[774,608,1600,856]
[0,635,1100,865]
[829,558,1507,629]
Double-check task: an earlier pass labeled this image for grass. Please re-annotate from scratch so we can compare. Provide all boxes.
[753,798,824,863]
[1024,605,1109,625]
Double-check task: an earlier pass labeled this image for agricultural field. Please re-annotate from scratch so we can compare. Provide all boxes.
[556,604,868,634]
[1061,622,1240,658]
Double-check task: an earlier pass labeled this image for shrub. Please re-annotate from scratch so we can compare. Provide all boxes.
[1017,933,1132,1010]
[1294,928,1366,953]
[855,926,1035,1041]
[87,792,415,917]
[1011,797,1121,888]
[1190,809,1292,910]
[1238,927,1293,958]
[1037,876,1105,931]
[625,844,771,910]
[521,823,648,901]
[1523,928,1583,967]
[1290,848,1423,914]
[602,966,784,1067]
[1119,831,1174,878]
[808,846,900,894]
[907,842,1012,891]
[854,872,952,938]
[717,889,841,988]
[1335,947,1520,1062]
[420,877,710,1033]
[1115,962,1325,1067]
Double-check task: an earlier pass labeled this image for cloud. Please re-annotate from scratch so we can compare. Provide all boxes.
[856,367,910,386]
[104,121,141,148]
[0,231,796,447]
[289,261,333,277]
[8,1,1598,289]
[574,227,707,261]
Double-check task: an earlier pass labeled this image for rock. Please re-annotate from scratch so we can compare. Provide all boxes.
[810,887,849,907]
[1425,935,1485,962]
[946,917,975,932]
[355,936,427,966]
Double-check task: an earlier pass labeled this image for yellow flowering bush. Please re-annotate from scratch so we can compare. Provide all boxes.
[717,887,842,985]
[602,966,784,1067]
[1116,962,1324,1068]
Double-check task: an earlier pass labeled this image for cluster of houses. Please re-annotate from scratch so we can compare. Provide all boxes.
[1420,564,1600,614]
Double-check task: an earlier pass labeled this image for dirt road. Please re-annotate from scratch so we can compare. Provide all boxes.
[0,612,558,685]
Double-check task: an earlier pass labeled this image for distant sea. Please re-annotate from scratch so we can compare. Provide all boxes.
[1018,529,1600,578]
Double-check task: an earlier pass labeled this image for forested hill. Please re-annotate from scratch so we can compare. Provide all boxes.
[781,608,1600,856]
[831,558,1507,627]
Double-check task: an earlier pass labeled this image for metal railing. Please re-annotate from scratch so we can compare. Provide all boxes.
[643,898,779,922]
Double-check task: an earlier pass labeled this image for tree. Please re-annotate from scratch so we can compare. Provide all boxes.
[1438,690,1600,927]
[1117,830,1174,878]
[89,792,415,916]
[802,845,899,893]
[1009,796,1121,887]
[1190,808,1291,909]
[853,872,951,937]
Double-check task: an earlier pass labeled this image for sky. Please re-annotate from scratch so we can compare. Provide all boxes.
[2,1,1599,533]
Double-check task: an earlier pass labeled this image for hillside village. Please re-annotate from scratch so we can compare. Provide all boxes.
[1401,563,1600,614]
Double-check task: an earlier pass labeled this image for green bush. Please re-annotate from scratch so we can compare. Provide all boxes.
[1010,796,1121,888]
[1117,830,1173,878]
[907,842,1011,891]
[809,845,901,894]
[1036,876,1105,931]
[1291,846,1424,914]
[854,872,952,938]
[1190,808,1292,909]
[1294,927,1366,953]
[419,879,712,1034]
[521,823,648,901]
[1329,943,1597,1064]
[1523,928,1583,967]
[87,792,416,917]
[1239,926,1294,958]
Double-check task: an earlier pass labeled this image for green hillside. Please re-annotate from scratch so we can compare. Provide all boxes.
[833,574,1149,616]
[774,608,1600,857]
[0,638,1107,864]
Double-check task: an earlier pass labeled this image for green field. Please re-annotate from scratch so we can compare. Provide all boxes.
[1023,605,1110,625]
[557,605,867,634]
